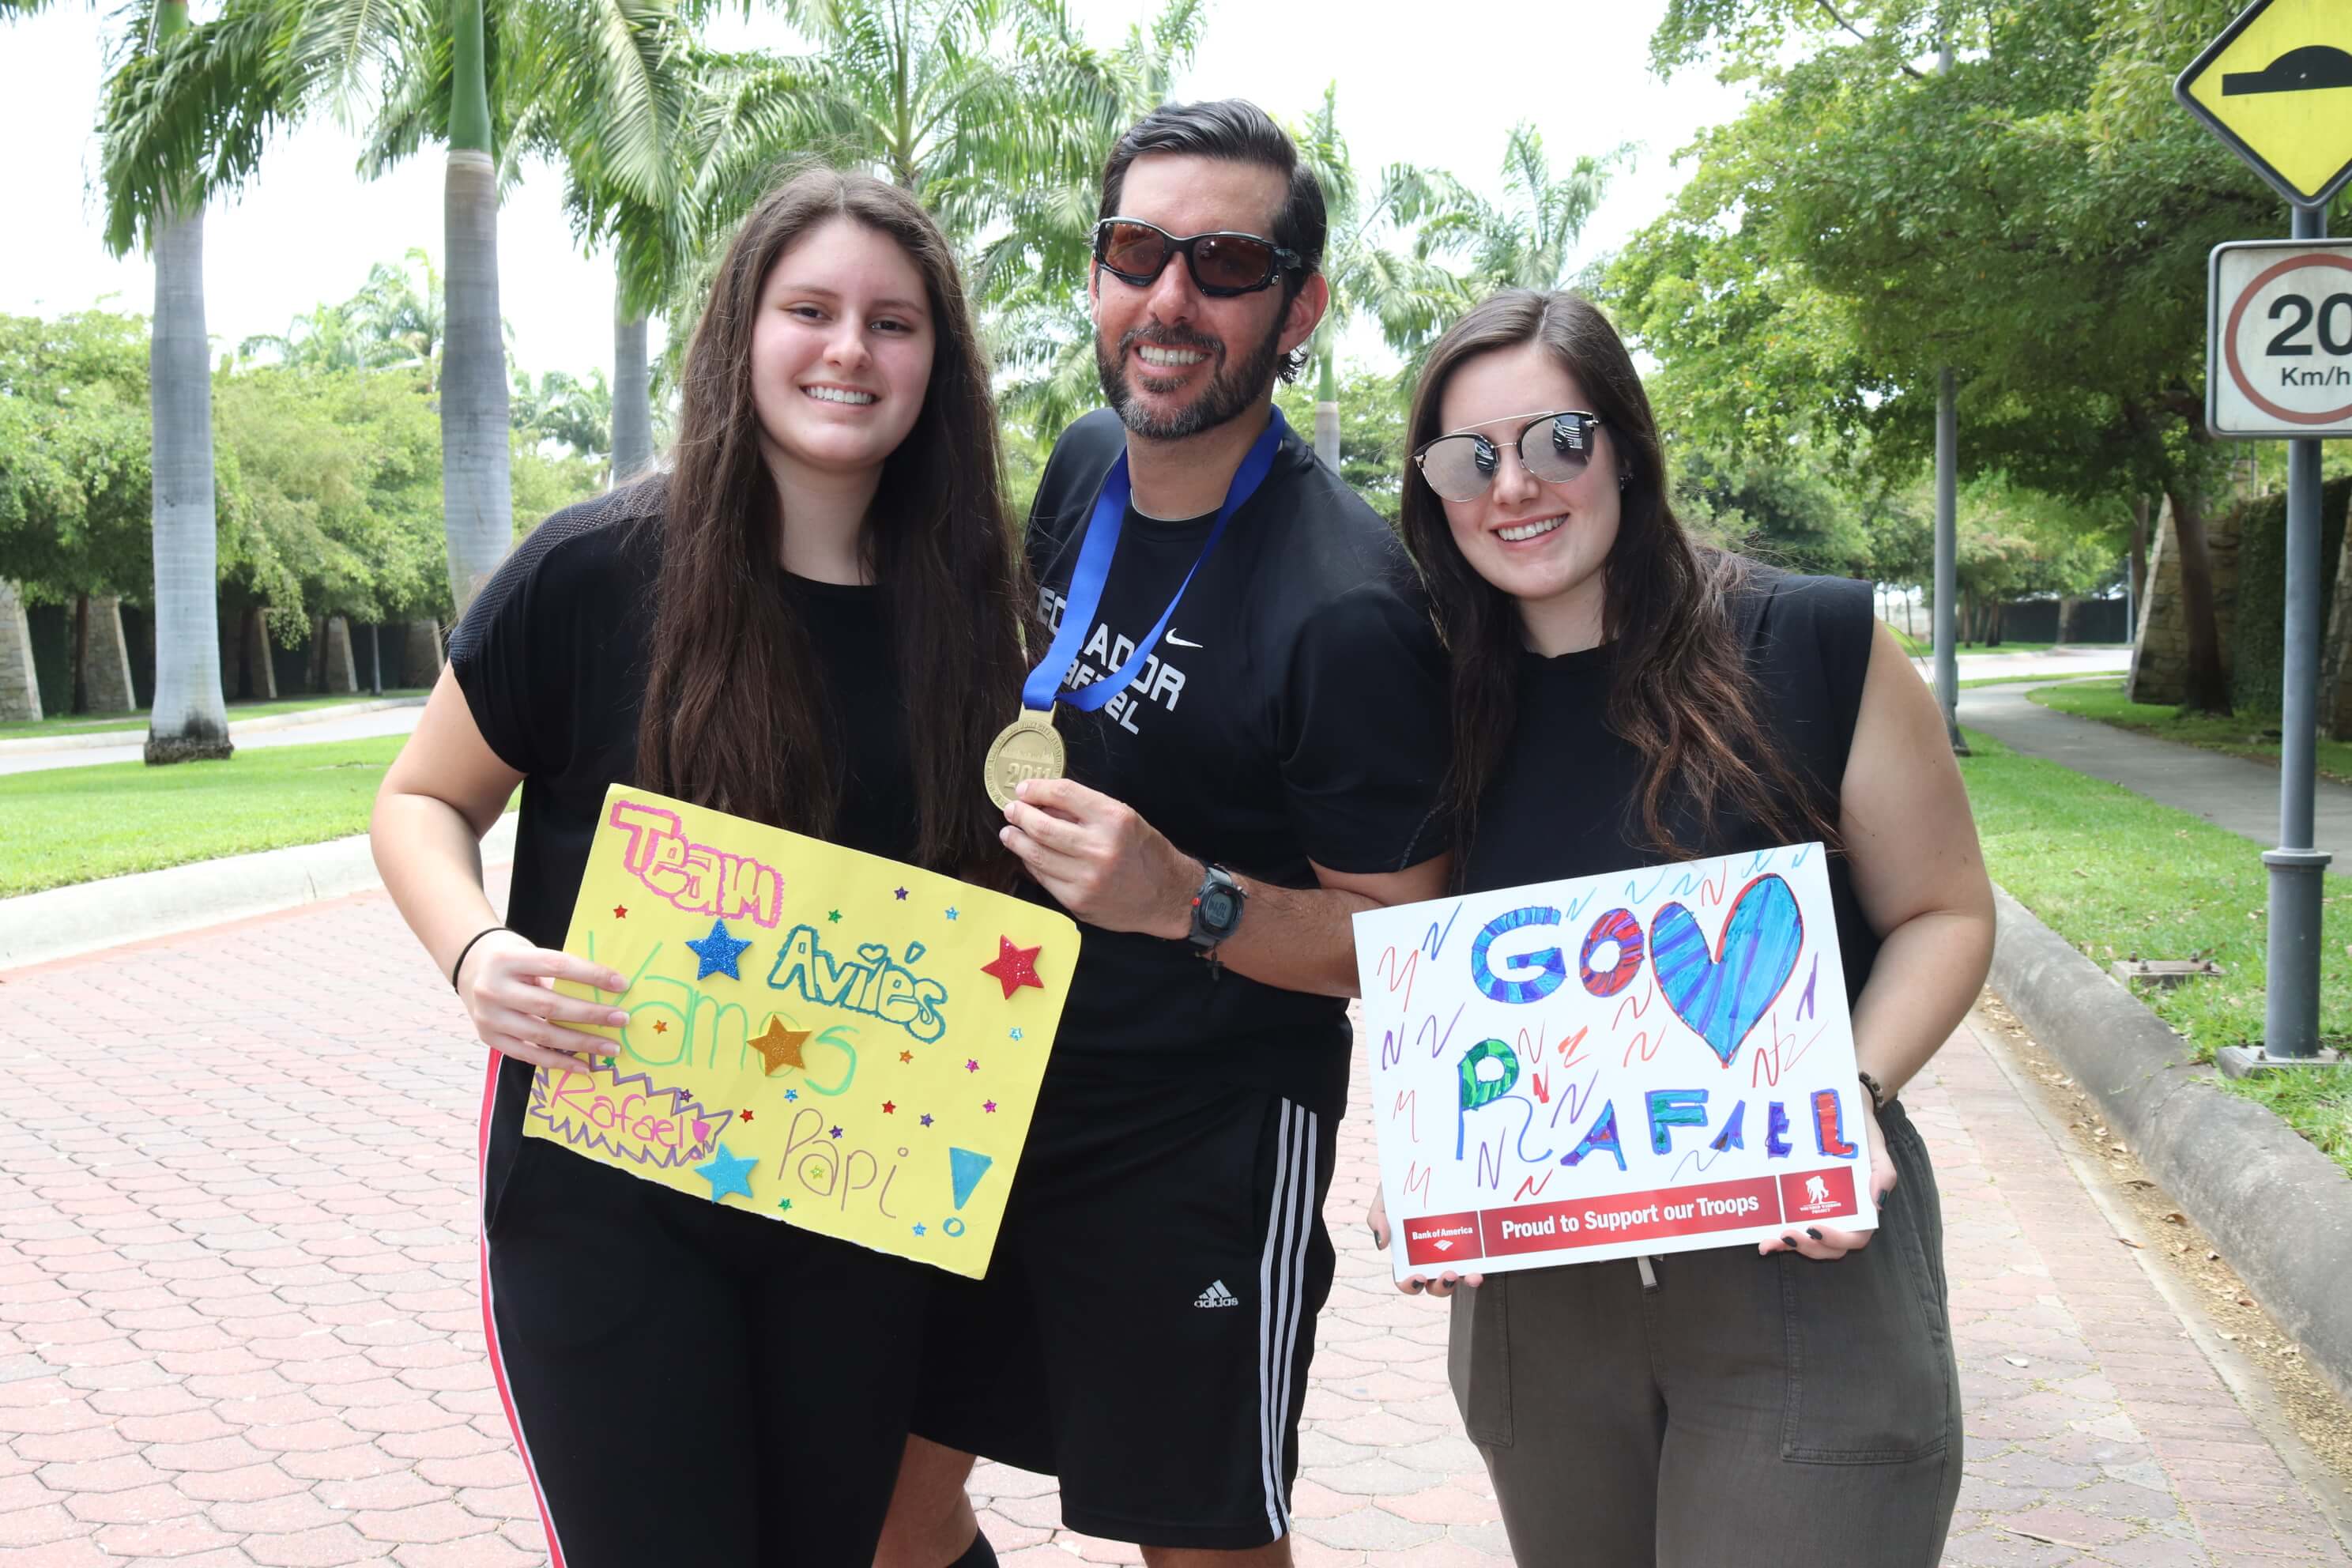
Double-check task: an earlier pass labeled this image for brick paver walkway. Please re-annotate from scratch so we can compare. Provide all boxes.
[2,885,2346,1566]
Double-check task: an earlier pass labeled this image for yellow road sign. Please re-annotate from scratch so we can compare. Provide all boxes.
[2176,0,2352,209]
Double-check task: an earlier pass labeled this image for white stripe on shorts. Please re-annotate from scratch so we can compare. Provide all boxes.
[1256,1100,1316,1540]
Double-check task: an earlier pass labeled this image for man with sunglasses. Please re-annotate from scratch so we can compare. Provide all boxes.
[879,100,1452,1568]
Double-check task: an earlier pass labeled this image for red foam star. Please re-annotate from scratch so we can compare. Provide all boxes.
[980,937,1046,1001]
[899,1050,914,1064]
[882,1101,896,1114]
[653,1021,669,1035]
[613,905,628,919]
[740,1110,754,1123]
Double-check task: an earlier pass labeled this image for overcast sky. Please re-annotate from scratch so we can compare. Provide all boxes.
[1,1,1755,381]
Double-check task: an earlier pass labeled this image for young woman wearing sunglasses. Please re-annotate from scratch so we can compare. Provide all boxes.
[1371,288,1993,1565]
[369,168,1030,1566]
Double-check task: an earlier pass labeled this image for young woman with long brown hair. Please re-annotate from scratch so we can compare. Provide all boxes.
[1369,289,1995,1565]
[368,168,1029,1567]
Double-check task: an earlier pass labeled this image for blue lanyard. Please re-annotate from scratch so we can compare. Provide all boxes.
[1020,408,1289,715]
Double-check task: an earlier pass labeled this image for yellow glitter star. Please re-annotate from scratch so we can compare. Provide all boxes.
[751,1016,811,1075]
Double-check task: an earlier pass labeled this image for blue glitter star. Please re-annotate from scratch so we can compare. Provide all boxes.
[913,1223,927,1237]
[785,1089,799,1102]
[685,918,752,981]
[1009,1027,1024,1042]
[828,1125,844,1139]
[894,887,909,901]
[695,1144,757,1203]
[919,1114,934,1127]
[944,906,959,921]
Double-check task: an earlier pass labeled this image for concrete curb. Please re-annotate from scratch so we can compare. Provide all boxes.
[0,695,426,756]
[0,814,516,971]
[1988,884,2352,1403]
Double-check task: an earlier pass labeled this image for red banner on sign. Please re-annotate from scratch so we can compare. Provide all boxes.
[1400,1167,1864,1267]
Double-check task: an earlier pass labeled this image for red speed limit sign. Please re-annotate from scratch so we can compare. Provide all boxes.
[2210,238,2352,438]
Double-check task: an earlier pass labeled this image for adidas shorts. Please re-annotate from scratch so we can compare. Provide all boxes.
[910,1066,1338,1550]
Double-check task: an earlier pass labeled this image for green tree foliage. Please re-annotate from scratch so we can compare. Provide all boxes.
[512,368,613,462]
[0,311,156,604]
[1424,122,1628,296]
[1610,0,2309,708]
[239,251,444,378]
[1276,365,1409,522]
[212,364,448,629]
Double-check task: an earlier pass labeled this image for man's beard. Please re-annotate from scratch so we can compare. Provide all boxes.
[1096,317,1285,442]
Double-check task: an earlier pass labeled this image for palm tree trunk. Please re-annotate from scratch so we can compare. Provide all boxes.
[1313,349,1340,473]
[440,0,512,619]
[612,277,652,484]
[143,6,232,763]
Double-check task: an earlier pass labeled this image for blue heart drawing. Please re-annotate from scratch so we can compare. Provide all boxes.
[1649,874,1805,1066]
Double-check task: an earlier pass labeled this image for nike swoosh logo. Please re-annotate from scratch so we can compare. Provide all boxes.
[1166,629,1203,649]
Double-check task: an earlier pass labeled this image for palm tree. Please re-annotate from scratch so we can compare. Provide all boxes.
[17,0,257,761]
[115,0,695,616]
[1425,122,1630,296]
[1286,84,1468,467]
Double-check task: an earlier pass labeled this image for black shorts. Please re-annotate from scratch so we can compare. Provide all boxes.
[476,1057,933,1567]
[910,1065,1339,1550]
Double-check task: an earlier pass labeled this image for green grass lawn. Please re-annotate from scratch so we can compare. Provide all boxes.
[1960,728,2352,1176]
[0,689,426,741]
[0,734,421,896]
[2027,680,2352,785]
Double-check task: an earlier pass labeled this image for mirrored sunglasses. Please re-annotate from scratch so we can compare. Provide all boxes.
[1413,411,1608,502]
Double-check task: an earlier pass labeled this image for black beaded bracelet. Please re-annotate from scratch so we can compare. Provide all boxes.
[1857,1068,1887,1112]
[450,925,510,993]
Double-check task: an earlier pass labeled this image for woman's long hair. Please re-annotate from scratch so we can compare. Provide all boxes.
[636,168,1028,881]
[1399,290,1830,863]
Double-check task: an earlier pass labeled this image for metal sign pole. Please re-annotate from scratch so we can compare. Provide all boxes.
[2259,201,2333,1064]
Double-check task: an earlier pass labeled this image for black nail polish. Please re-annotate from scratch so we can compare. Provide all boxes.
[1806,1228,1823,1241]
[1782,1234,1800,1248]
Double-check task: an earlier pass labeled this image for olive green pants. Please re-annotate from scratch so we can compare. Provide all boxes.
[1448,1101,1962,1567]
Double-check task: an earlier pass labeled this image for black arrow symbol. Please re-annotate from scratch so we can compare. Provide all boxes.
[2224,43,2352,96]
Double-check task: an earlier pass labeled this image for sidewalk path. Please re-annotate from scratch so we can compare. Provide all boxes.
[1959,684,2352,866]
[1916,646,2135,685]
[0,705,425,778]
[2,890,2346,1565]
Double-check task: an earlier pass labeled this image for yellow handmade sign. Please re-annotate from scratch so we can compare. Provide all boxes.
[529,783,1076,1279]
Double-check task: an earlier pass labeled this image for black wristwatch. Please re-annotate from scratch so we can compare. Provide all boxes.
[1186,862,1247,953]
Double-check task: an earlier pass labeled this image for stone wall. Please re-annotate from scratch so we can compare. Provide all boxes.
[0,582,40,722]
[401,619,443,688]
[2128,497,2242,707]
[81,596,138,714]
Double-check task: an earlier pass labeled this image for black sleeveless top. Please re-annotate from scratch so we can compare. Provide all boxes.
[1460,571,1883,1008]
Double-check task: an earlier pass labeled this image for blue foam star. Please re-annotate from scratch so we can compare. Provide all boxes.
[944,906,959,921]
[686,918,752,981]
[785,1089,799,1102]
[1009,1027,1024,1041]
[913,1223,927,1237]
[695,1144,757,1203]
[894,887,909,901]
[919,1114,934,1127]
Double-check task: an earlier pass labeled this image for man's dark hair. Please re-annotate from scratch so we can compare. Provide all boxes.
[1098,98,1327,382]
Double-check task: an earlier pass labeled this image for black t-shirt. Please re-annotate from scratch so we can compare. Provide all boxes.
[1461,570,1883,1005]
[447,481,919,1197]
[1023,408,1449,1118]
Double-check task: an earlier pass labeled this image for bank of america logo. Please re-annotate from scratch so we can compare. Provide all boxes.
[1194,1280,1241,1309]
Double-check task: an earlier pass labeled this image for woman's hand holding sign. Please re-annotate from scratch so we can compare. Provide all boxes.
[1366,1189,1483,1298]
[456,931,631,1074]
[1759,1105,1898,1261]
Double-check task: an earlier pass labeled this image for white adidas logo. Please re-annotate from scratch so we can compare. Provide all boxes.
[1194,1280,1241,1309]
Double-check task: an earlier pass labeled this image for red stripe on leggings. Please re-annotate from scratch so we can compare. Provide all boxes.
[477,1053,567,1567]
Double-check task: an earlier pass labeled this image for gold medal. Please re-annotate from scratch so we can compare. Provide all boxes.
[985,710,1065,809]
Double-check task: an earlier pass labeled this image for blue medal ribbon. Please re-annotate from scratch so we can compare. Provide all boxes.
[1020,408,1289,715]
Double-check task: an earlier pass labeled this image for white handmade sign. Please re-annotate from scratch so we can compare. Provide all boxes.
[1351,844,1877,1279]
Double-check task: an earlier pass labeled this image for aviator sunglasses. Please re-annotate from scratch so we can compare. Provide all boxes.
[1091,217,1303,297]
[1413,410,1609,503]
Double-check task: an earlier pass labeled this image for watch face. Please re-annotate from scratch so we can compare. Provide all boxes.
[1201,891,1236,929]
